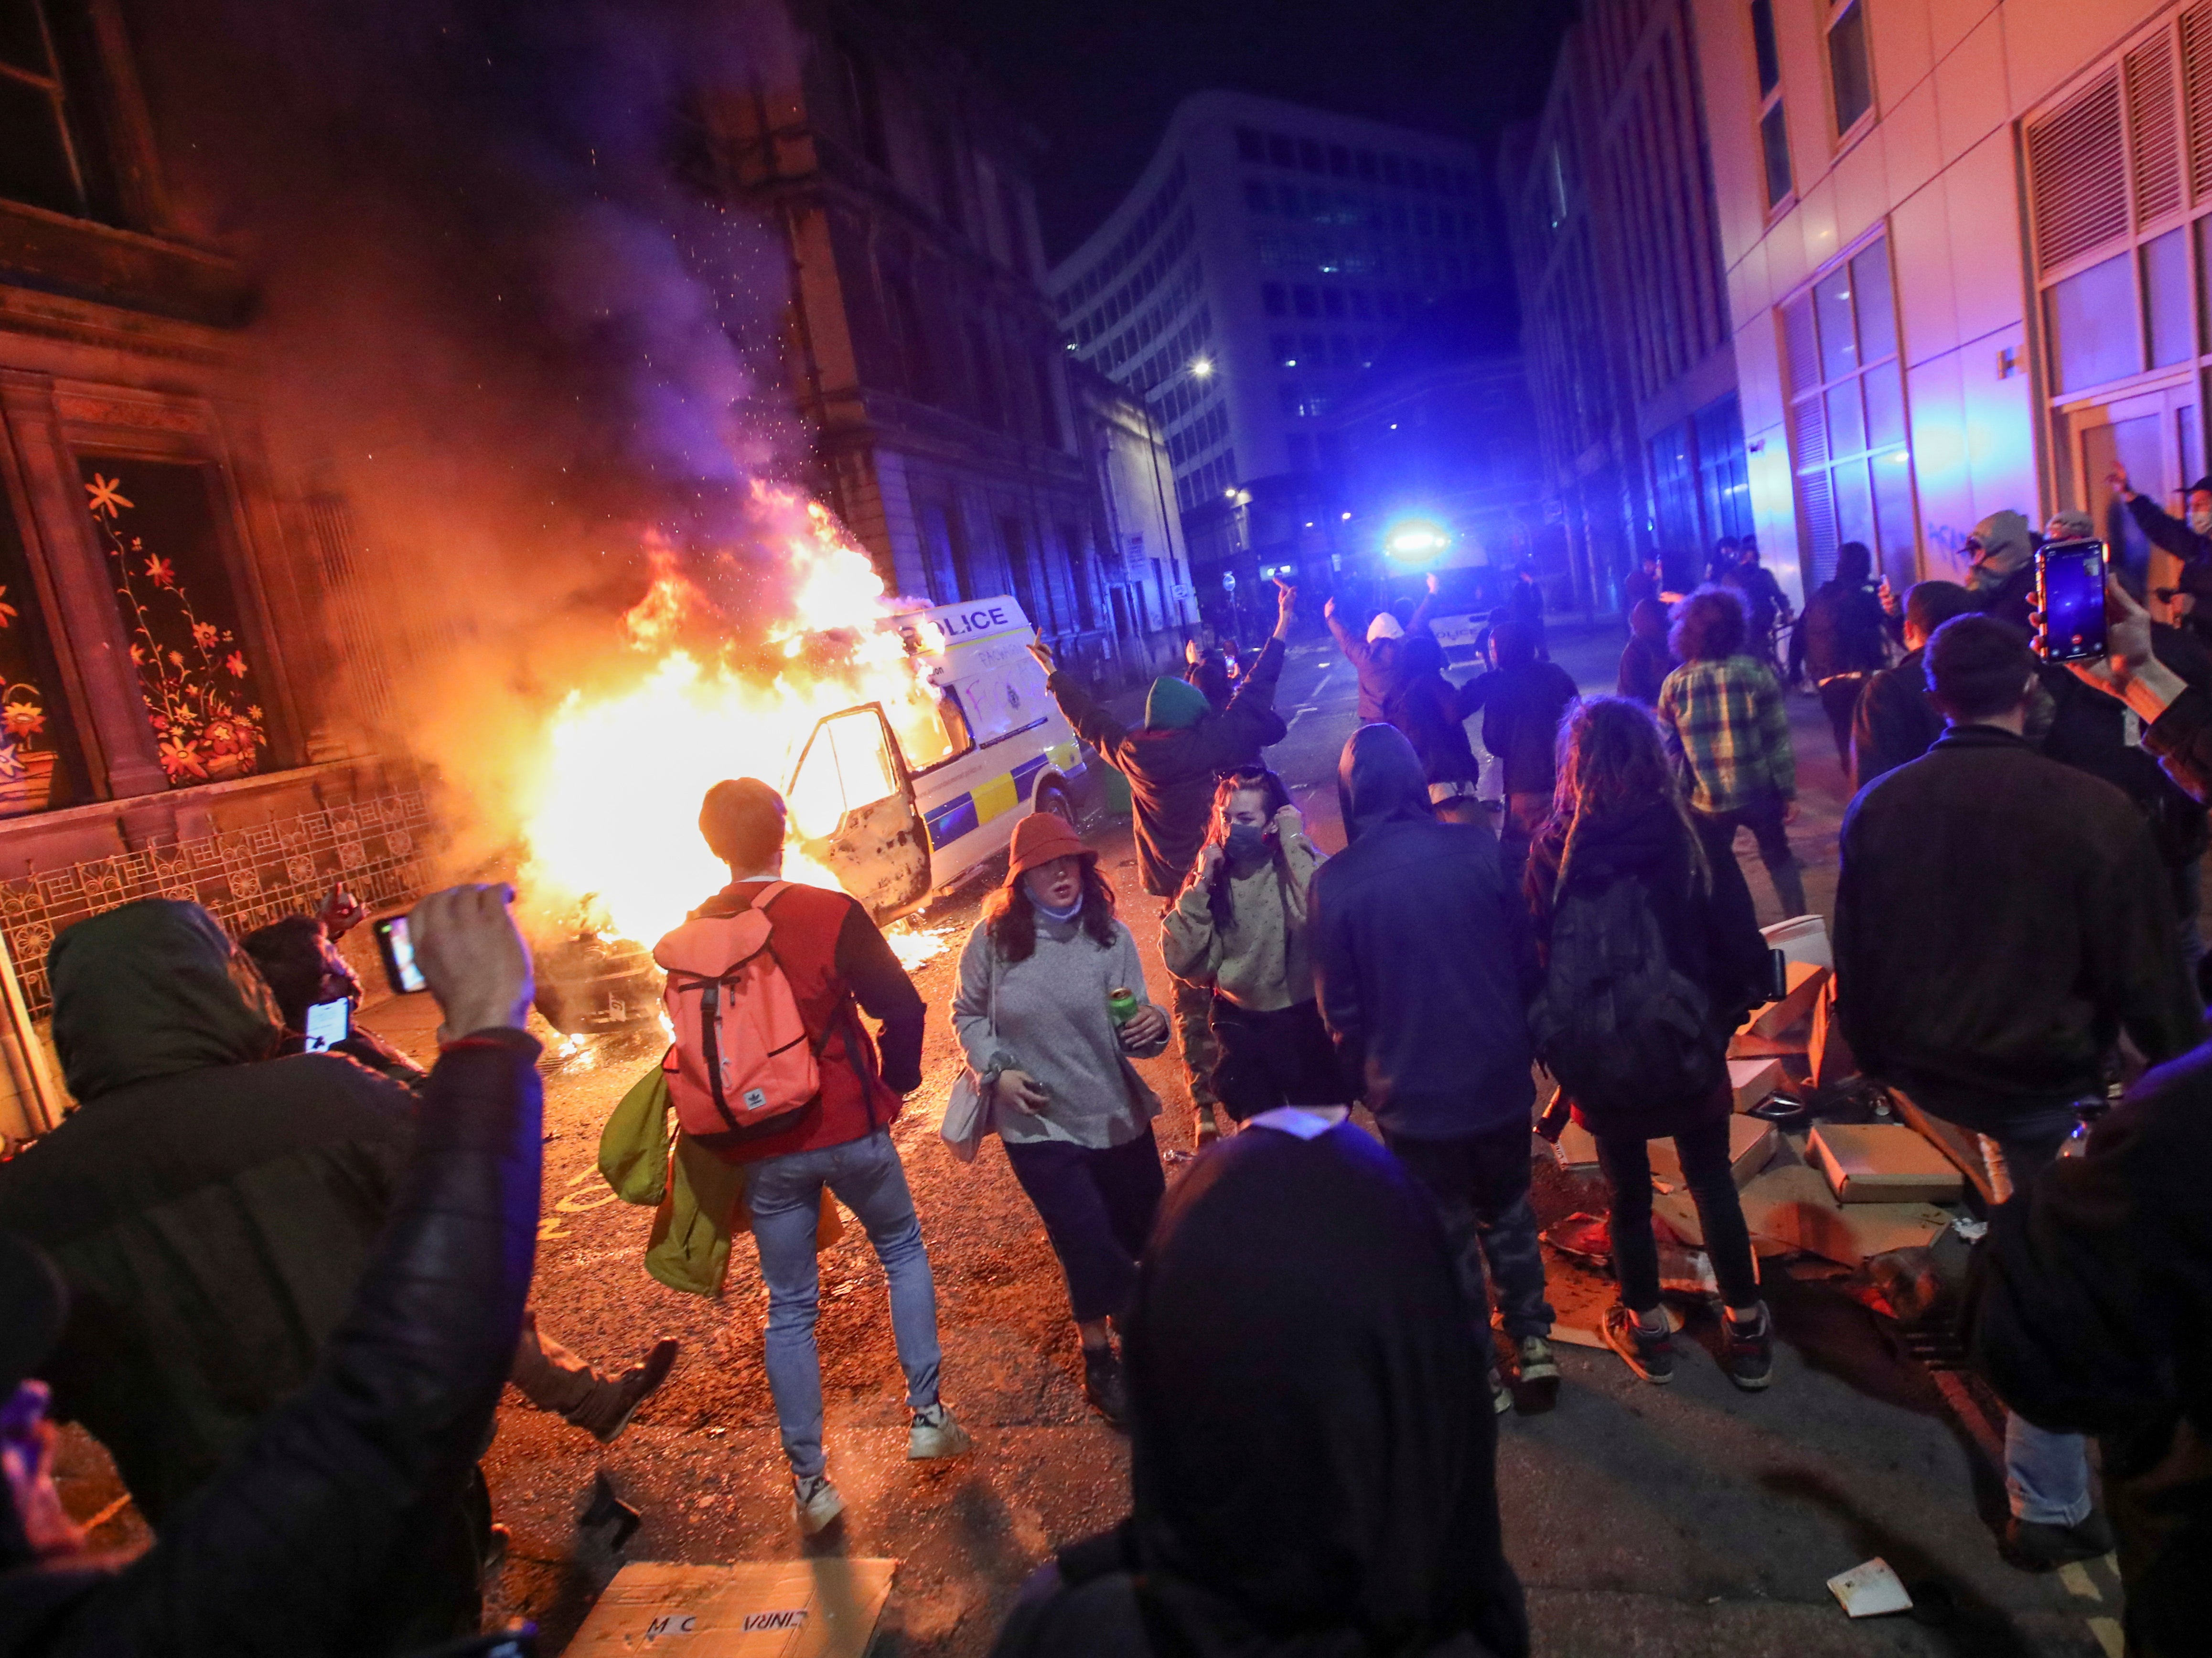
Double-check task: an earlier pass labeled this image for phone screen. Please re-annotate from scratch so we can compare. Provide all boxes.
[2039,542,2107,663]
[374,914,428,995]
[303,997,350,1053]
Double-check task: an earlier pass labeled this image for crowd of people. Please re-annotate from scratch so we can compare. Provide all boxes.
[10,494,2212,1656]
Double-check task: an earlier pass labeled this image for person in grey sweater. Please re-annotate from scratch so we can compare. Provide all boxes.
[953,813,1170,1424]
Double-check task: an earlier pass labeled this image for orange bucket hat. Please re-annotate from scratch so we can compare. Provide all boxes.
[1007,812,1094,878]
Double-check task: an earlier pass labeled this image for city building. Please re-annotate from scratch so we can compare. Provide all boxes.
[1046,90,1503,525]
[0,0,429,1138]
[1687,0,2207,606]
[1068,361,1198,686]
[1503,0,1751,613]
[710,0,1181,673]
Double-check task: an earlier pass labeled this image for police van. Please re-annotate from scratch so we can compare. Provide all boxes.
[781,595,1086,920]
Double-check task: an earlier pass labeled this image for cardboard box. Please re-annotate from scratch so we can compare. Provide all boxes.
[1738,961,1829,1040]
[1762,913,1832,970]
[1651,1114,1778,1191]
[566,1559,897,1658]
[1811,1123,1965,1205]
[1807,974,1858,1088]
[1736,1164,1950,1266]
[1728,1057,1783,1113]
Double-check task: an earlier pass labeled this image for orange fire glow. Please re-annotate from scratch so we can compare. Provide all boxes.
[517,484,948,950]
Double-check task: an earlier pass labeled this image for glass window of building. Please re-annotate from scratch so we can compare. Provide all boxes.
[1782,236,1914,590]
[1750,0,1791,208]
[1827,2,1873,136]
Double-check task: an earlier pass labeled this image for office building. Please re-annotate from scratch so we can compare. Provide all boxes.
[1503,0,1751,611]
[1047,90,1502,524]
[1688,0,2210,605]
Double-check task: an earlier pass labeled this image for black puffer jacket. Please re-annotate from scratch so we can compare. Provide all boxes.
[0,1027,541,1657]
[1525,798,1769,1137]
[1310,726,1538,1140]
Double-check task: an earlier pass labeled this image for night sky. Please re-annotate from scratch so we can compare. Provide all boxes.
[908,0,1577,260]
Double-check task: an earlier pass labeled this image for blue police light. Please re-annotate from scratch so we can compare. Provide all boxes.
[1383,518,1450,566]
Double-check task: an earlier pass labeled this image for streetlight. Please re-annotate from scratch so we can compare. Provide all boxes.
[1134,355,1221,633]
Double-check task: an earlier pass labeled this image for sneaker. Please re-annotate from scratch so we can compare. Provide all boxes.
[577,1337,681,1443]
[1083,1345,1130,1427]
[1515,1334,1561,1409]
[1722,1305,1774,1392]
[1601,1305,1675,1385]
[908,1401,972,1460]
[2002,1511,2116,1571]
[1488,1368,1513,1415]
[792,1472,844,1536]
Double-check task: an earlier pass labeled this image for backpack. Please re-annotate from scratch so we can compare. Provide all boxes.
[653,882,821,1136]
[1528,859,1718,1114]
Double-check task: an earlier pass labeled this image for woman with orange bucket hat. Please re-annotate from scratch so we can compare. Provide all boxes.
[952,812,1172,1425]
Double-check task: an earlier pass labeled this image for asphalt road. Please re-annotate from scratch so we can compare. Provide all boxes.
[408,625,2110,1655]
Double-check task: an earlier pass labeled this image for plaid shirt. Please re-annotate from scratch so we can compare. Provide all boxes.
[1657,654,1795,814]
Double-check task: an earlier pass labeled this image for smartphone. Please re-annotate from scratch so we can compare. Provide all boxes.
[2036,538,2108,663]
[372,913,428,995]
[302,996,351,1053]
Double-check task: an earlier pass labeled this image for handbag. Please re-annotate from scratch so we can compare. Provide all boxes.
[942,949,1001,1164]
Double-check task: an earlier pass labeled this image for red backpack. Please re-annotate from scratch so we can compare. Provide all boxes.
[654,882,821,1136]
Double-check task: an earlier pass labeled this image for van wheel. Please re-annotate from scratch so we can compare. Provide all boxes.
[1034,782,1074,826]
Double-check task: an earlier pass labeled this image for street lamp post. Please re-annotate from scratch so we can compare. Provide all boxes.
[1137,357,1214,635]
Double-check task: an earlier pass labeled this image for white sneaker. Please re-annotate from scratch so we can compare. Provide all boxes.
[792,1472,844,1535]
[908,1402,972,1460]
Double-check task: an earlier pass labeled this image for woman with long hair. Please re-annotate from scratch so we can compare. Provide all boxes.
[953,813,1172,1424]
[1525,697,1777,1390]
[1161,766,1344,1128]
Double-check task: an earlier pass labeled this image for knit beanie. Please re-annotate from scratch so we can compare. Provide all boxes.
[1145,675,1211,730]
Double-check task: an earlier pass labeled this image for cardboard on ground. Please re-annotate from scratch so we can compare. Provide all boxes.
[1551,1114,1773,1190]
[565,1559,897,1658]
[1738,961,1828,1039]
[1728,1057,1783,1113]
[1810,1123,1965,1205]
[1736,1165,1950,1266]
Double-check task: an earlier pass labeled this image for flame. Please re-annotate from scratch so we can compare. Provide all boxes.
[517,483,948,949]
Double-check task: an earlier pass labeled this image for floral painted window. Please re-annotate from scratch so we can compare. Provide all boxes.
[80,459,270,785]
[0,488,81,816]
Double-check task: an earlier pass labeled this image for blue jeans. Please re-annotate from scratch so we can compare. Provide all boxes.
[1983,1111,2096,1528]
[744,1129,943,1480]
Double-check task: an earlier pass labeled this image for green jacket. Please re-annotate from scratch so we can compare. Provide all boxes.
[0,899,416,1524]
[599,1064,840,1296]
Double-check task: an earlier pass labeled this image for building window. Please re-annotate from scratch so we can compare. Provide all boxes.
[1262,281,1287,317]
[1781,237,1913,590]
[1293,285,1319,318]
[0,0,114,220]
[1751,0,1791,208]
[966,320,1004,430]
[81,459,273,786]
[1267,133,1294,168]
[0,482,82,814]
[1827,1,1873,135]
[928,124,965,230]
[832,34,889,171]
[1236,126,1264,162]
[999,181,1034,278]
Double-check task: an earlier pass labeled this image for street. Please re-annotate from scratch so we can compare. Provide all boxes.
[430,626,2101,1657]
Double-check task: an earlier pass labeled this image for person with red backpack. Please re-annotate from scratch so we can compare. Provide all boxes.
[655,778,961,1536]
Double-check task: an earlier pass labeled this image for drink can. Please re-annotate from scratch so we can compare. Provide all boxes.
[1107,986,1140,1027]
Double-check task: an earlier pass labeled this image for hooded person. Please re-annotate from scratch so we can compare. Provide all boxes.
[1616,597,1674,706]
[1323,589,1432,722]
[1309,726,1553,1408]
[1965,510,2039,630]
[0,885,550,1657]
[1035,581,1296,1141]
[1380,631,1486,823]
[988,1119,1530,1658]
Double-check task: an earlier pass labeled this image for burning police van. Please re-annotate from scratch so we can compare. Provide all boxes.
[778,595,1085,921]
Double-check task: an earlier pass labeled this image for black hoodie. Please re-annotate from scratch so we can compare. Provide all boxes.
[1309,726,1538,1139]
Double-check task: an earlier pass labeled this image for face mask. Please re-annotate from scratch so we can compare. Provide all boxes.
[2191,510,2212,536]
[1224,822,1270,864]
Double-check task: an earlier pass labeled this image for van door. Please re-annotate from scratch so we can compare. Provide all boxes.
[785,705,931,919]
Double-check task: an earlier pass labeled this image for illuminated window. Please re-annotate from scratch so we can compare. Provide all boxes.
[1781,237,1913,590]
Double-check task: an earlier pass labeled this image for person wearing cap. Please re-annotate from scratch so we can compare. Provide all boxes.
[0,885,549,1654]
[953,813,1171,1424]
[1032,580,1295,1143]
[1835,614,2200,1572]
